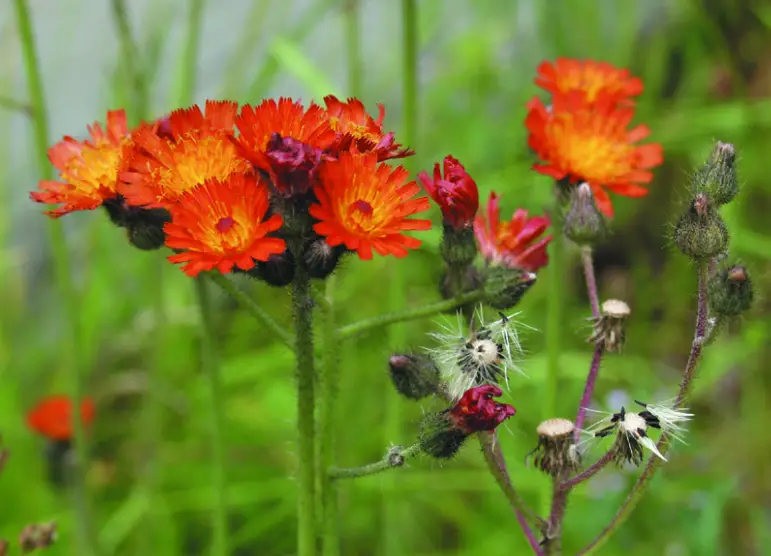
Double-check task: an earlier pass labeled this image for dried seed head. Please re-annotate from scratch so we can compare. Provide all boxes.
[529,418,580,477]
[588,299,630,352]
[635,399,693,444]
[19,522,57,553]
[425,307,527,401]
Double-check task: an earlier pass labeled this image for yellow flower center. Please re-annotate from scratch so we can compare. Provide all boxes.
[200,206,256,254]
[154,136,250,199]
[61,144,122,194]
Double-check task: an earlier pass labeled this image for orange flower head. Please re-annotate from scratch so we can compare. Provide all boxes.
[310,151,432,260]
[27,396,96,441]
[30,110,129,217]
[164,172,286,277]
[118,100,249,208]
[324,95,414,161]
[525,93,663,217]
[535,58,643,105]
[232,98,337,197]
[474,192,552,272]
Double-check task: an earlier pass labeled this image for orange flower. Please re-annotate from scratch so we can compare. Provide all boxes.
[118,100,249,208]
[30,110,129,217]
[474,192,552,272]
[525,93,663,217]
[231,98,337,197]
[164,173,286,277]
[27,396,96,441]
[310,151,431,260]
[535,58,643,105]
[323,95,414,161]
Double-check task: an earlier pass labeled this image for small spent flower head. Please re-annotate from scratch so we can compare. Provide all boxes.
[635,399,693,444]
[426,307,526,401]
[419,385,516,459]
[588,299,630,352]
[528,418,580,477]
[591,406,668,466]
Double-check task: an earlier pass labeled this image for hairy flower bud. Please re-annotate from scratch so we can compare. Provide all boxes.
[440,225,478,269]
[528,418,580,477]
[103,196,171,251]
[304,239,346,280]
[388,353,441,400]
[257,247,295,287]
[563,183,607,245]
[673,193,728,260]
[708,264,753,317]
[483,266,537,309]
[693,141,738,206]
[588,299,630,352]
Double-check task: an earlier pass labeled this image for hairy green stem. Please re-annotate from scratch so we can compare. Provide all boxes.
[317,278,340,556]
[14,1,96,553]
[478,433,545,539]
[194,278,228,556]
[329,444,421,480]
[577,264,710,555]
[0,95,33,116]
[291,246,318,556]
[337,289,486,340]
[207,273,293,348]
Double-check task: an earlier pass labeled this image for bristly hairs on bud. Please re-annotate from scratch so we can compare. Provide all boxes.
[304,238,348,280]
[708,263,754,317]
[482,266,537,310]
[440,225,478,269]
[672,192,729,261]
[424,306,528,401]
[692,141,738,206]
[563,183,607,246]
[388,353,441,400]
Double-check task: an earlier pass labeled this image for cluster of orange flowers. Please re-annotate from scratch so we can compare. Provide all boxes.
[525,58,663,217]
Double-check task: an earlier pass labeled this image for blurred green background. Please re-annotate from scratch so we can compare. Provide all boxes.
[2,0,770,555]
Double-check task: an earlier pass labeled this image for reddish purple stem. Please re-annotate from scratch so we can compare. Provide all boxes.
[581,246,600,319]
[515,509,544,556]
[560,450,613,491]
[573,344,605,443]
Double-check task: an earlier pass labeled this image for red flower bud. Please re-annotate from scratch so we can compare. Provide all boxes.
[418,155,479,230]
[26,396,95,441]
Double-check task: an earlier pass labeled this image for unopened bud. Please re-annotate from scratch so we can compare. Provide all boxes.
[418,412,468,459]
[563,183,607,245]
[483,266,537,309]
[589,299,630,352]
[257,247,295,287]
[693,141,738,206]
[304,239,346,280]
[673,193,728,260]
[388,353,441,400]
[127,213,169,251]
[528,418,580,477]
[709,264,753,317]
[440,225,478,269]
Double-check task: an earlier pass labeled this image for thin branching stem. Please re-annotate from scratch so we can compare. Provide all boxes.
[581,246,600,318]
[577,263,711,555]
[329,444,421,480]
[559,450,614,491]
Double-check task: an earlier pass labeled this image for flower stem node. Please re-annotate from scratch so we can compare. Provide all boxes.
[564,182,608,246]
[693,141,738,206]
[528,418,580,477]
[304,239,347,280]
[673,193,728,260]
[386,446,407,468]
[588,299,630,352]
[440,225,478,269]
[388,353,441,400]
[483,266,537,310]
[419,385,516,459]
[708,264,754,317]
